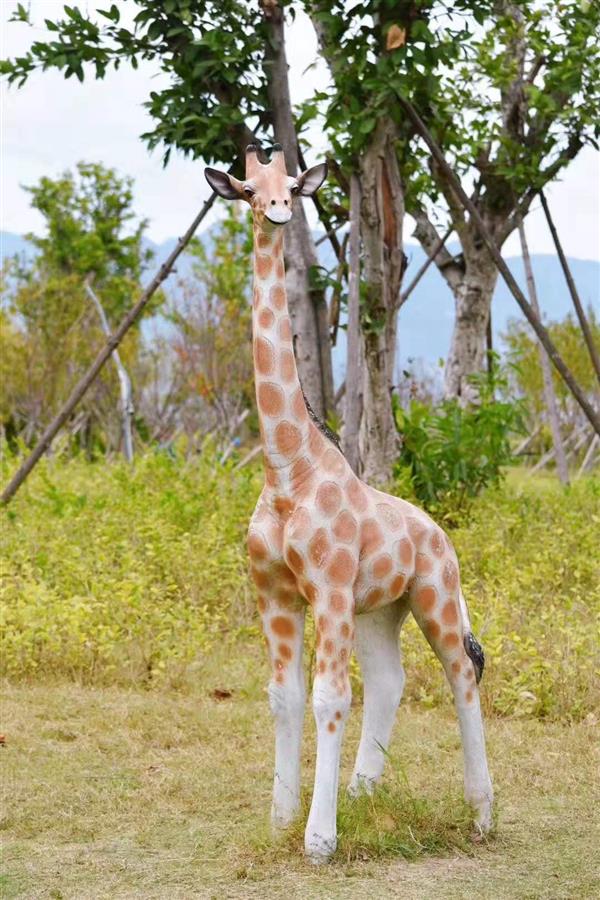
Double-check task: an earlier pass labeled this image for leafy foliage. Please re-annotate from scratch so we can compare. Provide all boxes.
[1,1,271,167]
[504,310,600,419]
[2,452,598,721]
[137,206,256,447]
[0,163,151,450]
[394,366,525,518]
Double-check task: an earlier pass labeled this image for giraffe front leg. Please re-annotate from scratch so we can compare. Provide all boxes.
[260,597,306,829]
[304,588,354,863]
[349,599,408,796]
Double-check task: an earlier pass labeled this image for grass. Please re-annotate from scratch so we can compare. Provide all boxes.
[2,643,599,899]
[2,455,599,721]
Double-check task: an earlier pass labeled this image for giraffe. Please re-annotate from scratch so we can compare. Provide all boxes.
[204,144,493,863]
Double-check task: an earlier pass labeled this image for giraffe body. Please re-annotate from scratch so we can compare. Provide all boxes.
[205,146,493,862]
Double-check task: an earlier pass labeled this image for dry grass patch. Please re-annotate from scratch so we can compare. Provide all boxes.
[1,649,599,898]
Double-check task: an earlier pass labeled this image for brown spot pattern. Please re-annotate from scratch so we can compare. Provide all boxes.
[415,553,433,576]
[254,337,275,375]
[258,307,275,329]
[377,503,403,530]
[316,482,343,518]
[441,600,458,625]
[417,585,437,613]
[269,283,285,309]
[332,510,357,543]
[275,421,302,457]
[256,254,272,278]
[360,519,384,557]
[308,528,330,568]
[372,554,393,579]
[271,616,295,638]
[258,382,284,417]
[326,549,356,585]
[397,537,413,567]
[279,349,295,382]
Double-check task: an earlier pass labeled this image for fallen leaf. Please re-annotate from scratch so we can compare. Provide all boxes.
[386,24,406,50]
[0,734,5,746]
[211,688,233,701]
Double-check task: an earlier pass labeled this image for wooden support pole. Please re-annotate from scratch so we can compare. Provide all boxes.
[1,191,218,505]
[393,90,600,437]
[398,226,452,309]
[539,190,600,387]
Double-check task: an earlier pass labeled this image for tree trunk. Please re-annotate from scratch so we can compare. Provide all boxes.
[343,174,363,474]
[444,253,498,403]
[357,119,405,484]
[518,218,569,484]
[85,280,134,462]
[261,0,334,420]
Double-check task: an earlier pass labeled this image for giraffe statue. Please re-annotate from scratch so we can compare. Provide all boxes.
[205,144,493,863]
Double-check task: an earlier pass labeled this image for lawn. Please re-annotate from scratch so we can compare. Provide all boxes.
[2,645,599,899]
[1,458,599,897]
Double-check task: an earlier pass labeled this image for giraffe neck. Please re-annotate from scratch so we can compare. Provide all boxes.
[252,224,310,480]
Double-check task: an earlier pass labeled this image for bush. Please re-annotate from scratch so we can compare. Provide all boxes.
[394,366,525,521]
[0,449,260,684]
[1,452,598,721]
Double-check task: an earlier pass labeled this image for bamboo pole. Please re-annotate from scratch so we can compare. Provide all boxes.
[1,191,218,505]
[540,190,600,387]
[393,91,600,437]
[518,218,569,484]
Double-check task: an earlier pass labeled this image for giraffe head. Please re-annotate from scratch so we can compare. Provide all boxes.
[205,144,327,231]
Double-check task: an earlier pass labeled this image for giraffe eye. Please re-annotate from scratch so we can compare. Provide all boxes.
[290,184,300,195]
[244,186,255,198]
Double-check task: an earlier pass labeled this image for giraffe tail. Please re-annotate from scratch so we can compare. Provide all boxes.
[459,589,485,684]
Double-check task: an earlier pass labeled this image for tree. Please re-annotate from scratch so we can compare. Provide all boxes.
[138,206,255,450]
[2,0,335,418]
[1,162,150,450]
[408,0,600,401]
[306,0,491,482]
[504,310,600,437]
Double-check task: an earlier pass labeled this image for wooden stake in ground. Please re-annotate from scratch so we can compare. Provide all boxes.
[1,191,218,505]
[518,218,569,484]
[85,279,134,463]
[393,90,600,437]
[539,190,600,388]
[398,226,452,309]
[342,173,363,474]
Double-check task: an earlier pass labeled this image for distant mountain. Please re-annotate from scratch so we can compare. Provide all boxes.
[2,229,598,383]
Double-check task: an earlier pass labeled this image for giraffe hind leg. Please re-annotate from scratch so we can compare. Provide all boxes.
[409,577,493,832]
[349,599,409,796]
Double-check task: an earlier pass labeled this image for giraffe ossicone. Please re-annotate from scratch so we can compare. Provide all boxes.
[204,144,493,863]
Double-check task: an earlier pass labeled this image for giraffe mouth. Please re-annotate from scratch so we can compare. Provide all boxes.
[265,209,292,226]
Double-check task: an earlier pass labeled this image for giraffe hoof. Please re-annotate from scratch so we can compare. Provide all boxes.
[304,832,336,864]
[348,773,376,798]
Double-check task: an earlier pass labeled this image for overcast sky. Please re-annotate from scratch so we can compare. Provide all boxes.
[2,0,599,261]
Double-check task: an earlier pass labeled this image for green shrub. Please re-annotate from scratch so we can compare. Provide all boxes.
[0,449,261,684]
[1,451,598,721]
[394,366,525,521]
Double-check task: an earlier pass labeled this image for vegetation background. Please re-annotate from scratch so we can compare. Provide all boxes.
[1,1,599,897]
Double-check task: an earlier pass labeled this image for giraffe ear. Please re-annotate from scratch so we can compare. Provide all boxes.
[204,168,243,200]
[296,162,328,197]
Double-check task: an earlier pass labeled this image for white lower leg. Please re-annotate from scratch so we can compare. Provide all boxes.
[269,674,306,827]
[304,678,351,862]
[350,604,406,794]
[453,688,493,831]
